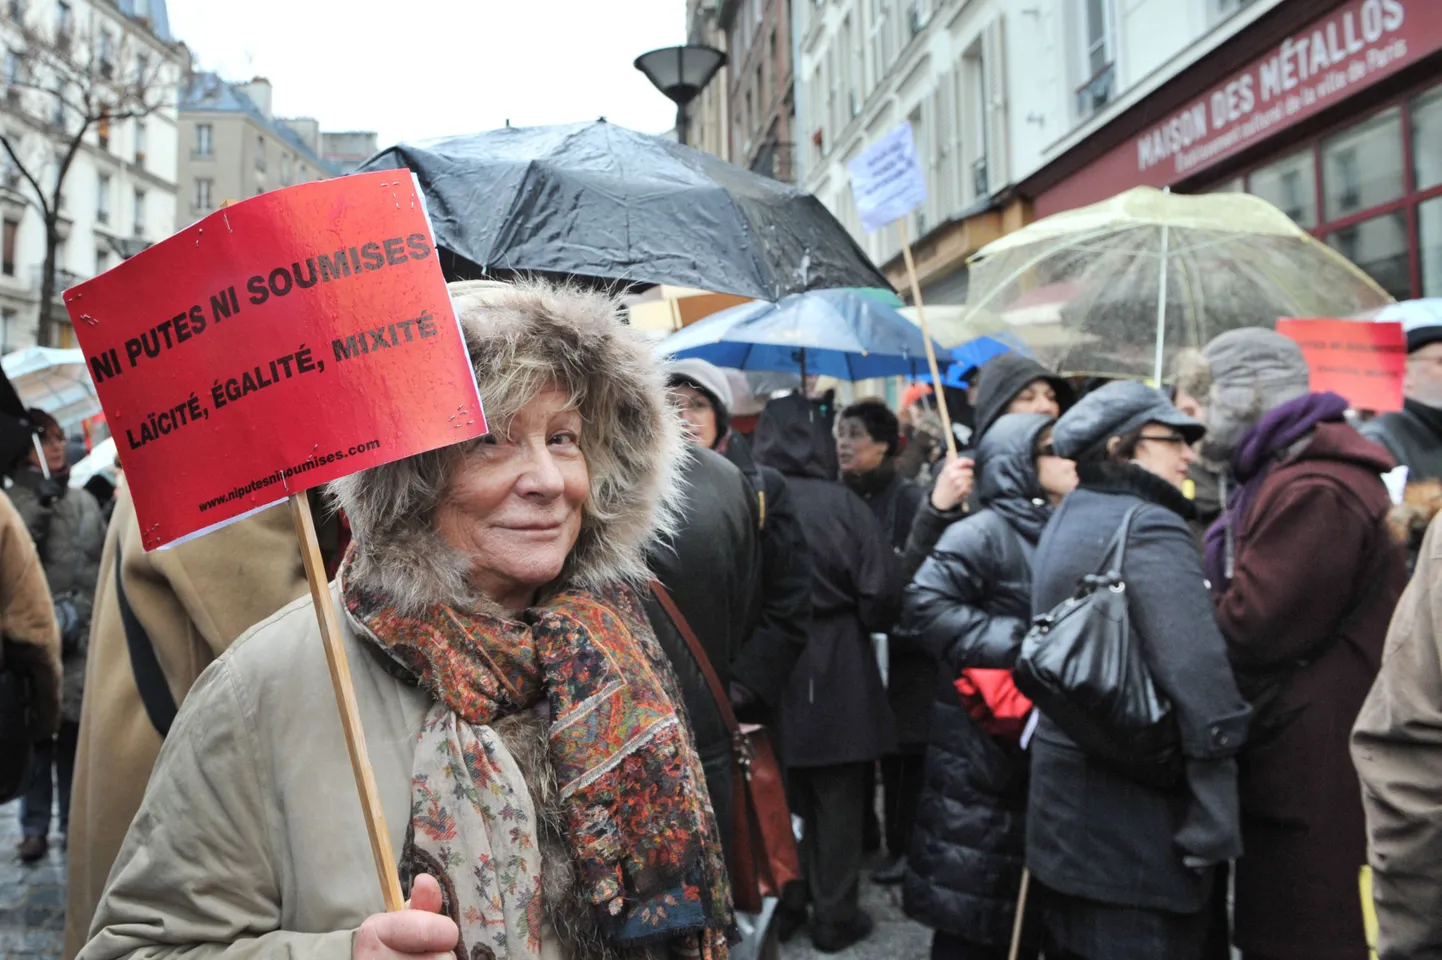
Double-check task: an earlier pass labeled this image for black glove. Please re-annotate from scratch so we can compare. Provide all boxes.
[54,597,82,656]
[36,476,64,508]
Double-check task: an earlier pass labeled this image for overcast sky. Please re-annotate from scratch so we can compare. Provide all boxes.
[165,0,686,148]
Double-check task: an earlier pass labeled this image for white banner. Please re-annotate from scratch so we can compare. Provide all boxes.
[847,122,927,234]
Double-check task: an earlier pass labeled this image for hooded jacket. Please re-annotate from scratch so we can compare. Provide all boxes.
[754,392,901,767]
[80,282,696,960]
[1212,420,1406,959]
[900,414,1051,947]
[971,355,1072,443]
[64,488,315,960]
[9,468,106,723]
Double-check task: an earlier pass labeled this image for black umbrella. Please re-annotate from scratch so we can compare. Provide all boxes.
[358,120,891,300]
[0,367,38,475]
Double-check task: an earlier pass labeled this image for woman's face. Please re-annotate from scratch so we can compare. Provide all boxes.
[836,417,889,475]
[670,385,719,449]
[29,424,65,474]
[1125,420,1197,490]
[1006,379,1061,419]
[1034,430,1077,505]
[434,387,589,612]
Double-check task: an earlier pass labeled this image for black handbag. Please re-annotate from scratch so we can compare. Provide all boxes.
[1013,505,1181,788]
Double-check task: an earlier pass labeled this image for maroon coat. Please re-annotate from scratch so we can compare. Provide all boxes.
[1214,422,1406,959]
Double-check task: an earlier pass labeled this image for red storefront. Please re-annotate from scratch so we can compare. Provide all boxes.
[1023,0,1442,301]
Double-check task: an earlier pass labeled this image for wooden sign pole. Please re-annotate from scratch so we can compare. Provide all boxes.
[897,219,958,459]
[288,489,405,912]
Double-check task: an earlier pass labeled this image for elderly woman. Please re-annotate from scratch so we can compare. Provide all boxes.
[79,281,733,960]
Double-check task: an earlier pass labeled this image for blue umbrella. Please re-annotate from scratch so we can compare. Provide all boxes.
[913,334,1033,389]
[655,288,944,381]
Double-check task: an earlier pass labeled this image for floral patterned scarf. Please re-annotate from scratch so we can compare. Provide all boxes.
[340,553,732,959]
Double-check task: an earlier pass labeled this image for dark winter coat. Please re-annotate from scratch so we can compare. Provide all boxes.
[1213,421,1406,959]
[844,461,931,746]
[1361,399,1442,481]
[900,413,1052,947]
[720,429,812,712]
[9,470,105,723]
[1026,463,1250,922]
[646,445,764,856]
[754,393,901,767]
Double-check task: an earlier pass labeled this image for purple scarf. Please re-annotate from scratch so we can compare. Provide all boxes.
[1203,391,1349,589]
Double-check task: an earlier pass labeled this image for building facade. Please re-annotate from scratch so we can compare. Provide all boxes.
[0,0,185,350]
[726,0,796,181]
[175,74,337,231]
[794,0,1442,306]
[321,130,379,175]
[1015,0,1442,303]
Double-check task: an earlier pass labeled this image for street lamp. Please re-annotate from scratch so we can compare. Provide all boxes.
[633,44,726,146]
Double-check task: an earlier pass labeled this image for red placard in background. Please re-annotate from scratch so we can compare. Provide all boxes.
[63,172,485,549]
[1276,318,1405,413]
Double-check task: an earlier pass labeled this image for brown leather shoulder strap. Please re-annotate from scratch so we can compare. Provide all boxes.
[650,580,739,733]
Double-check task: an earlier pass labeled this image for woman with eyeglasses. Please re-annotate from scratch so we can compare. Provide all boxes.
[1024,380,1251,960]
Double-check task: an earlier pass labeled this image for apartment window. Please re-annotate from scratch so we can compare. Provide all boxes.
[134,53,149,88]
[2,218,15,275]
[50,80,63,125]
[4,50,18,107]
[869,0,893,86]
[1075,0,1116,117]
[132,187,145,237]
[280,154,291,185]
[96,172,109,223]
[95,248,109,275]
[194,177,213,212]
[256,135,266,171]
[1321,108,1404,221]
[908,0,931,37]
[1083,0,1112,77]
[0,308,14,351]
[99,31,114,78]
[194,122,213,157]
[1,151,17,190]
[6,1,22,23]
[1249,150,1317,228]
[55,0,70,33]
[97,110,109,150]
[134,120,147,165]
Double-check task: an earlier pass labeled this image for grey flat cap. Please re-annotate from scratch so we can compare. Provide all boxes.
[1052,379,1205,459]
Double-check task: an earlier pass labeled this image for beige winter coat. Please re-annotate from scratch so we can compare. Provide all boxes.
[1354,513,1442,959]
[65,486,313,959]
[0,487,61,735]
[78,587,570,960]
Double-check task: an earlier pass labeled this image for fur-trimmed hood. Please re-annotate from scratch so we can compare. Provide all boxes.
[330,280,685,616]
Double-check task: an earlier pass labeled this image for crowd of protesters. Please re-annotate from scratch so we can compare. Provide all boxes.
[9,280,1442,960]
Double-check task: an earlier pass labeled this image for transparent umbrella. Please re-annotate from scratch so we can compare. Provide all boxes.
[964,187,1394,382]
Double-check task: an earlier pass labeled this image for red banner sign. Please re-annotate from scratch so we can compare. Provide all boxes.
[64,172,485,549]
[1276,317,1405,412]
[1037,0,1442,217]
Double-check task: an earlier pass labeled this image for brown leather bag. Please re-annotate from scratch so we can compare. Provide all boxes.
[651,581,801,914]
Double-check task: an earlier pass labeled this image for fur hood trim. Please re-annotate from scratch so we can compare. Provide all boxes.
[330,280,685,616]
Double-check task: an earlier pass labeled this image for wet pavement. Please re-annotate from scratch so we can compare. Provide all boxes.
[0,797,65,960]
[779,853,933,960]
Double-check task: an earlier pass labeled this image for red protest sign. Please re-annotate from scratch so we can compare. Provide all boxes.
[1276,318,1405,413]
[64,171,485,549]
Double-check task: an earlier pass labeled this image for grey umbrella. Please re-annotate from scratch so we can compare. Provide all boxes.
[358,120,890,300]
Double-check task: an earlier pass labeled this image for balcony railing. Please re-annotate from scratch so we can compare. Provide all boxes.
[30,264,84,296]
[1076,62,1116,118]
[749,140,795,184]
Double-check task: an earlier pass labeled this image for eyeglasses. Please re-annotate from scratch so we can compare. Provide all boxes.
[1136,431,1190,447]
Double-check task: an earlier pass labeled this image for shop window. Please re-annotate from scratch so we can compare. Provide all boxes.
[1326,211,1410,300]
[1419,197,1442,297]
[1411,84,1442,192]
[1321,108,1403,222]
[1248,150,1316,228]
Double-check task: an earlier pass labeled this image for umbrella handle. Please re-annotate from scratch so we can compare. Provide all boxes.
[31,432,50,480]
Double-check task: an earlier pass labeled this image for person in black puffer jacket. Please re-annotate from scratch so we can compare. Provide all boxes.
[900,413,1077,960]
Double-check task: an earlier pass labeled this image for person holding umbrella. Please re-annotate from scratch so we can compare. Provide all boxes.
[10,408,105,863]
